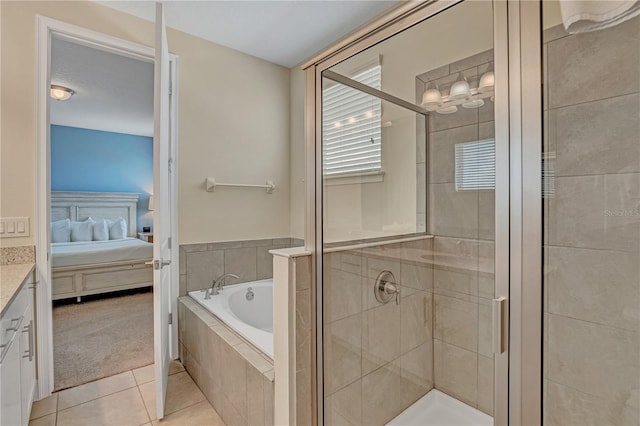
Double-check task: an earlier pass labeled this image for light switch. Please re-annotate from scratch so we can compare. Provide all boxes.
[0,217,30,238]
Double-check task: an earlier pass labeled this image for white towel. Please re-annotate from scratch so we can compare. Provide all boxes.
[560,0,640,33]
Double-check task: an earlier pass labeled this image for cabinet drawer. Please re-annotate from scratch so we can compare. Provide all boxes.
[0,284,29,349]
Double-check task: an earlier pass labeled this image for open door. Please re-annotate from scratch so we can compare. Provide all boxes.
[153,1,172,420]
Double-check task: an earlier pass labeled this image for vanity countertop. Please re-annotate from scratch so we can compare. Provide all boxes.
[1,263,35,316]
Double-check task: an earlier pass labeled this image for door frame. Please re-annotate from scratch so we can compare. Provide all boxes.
[35,16,179,399]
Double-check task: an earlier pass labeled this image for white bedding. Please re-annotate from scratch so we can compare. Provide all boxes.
[51,238,152,268]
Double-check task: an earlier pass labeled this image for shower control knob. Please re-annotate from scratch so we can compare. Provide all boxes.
[374,271,400,305]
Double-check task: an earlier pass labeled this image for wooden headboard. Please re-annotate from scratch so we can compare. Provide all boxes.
[51,191,139,237]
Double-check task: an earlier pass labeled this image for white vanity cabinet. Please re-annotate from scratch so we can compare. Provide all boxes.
[1,268,36,426]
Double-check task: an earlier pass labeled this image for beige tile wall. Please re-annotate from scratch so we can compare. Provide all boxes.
[179,238,304,296]
[419,50,496,416]
[323,237,434,425]
[178,297,275,426]
[294,255,313,426]
[543,19,640,425]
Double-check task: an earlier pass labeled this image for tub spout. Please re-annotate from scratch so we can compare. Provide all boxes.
[205,273,239,299]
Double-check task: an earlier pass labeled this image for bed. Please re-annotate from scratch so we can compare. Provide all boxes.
[51,191,153,301]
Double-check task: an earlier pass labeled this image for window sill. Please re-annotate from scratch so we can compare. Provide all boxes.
[323,170,385,186]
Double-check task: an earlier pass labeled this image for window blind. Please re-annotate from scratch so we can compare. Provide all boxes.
[322,65,382,176]
[455,139,496,191]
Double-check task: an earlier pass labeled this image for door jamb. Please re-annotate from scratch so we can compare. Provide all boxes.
[35,15,179,399]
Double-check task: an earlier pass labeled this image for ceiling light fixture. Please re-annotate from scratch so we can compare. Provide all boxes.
[50,85,74,101]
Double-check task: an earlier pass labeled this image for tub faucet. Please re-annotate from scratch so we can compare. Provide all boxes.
[205,273,239,299]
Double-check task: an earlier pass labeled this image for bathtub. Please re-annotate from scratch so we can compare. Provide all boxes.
[188,279,273,358]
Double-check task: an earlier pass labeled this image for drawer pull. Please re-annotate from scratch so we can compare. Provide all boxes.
[21,320,34,361]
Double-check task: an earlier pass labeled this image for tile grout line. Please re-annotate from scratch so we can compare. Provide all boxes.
[135,379,153,424]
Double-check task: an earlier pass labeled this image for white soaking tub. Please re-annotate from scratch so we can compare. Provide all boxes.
[189,278,273,358]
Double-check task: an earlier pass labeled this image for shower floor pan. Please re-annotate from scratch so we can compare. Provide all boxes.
[387,389,493,426]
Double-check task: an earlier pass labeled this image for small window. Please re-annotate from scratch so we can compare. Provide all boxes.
[322,64,382,176]
[455,139,495,191]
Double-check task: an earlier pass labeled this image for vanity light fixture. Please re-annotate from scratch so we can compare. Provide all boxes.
[422,66,496,114]
[50,85,74,101]
[449,72,470,100]
[478,70,495,93]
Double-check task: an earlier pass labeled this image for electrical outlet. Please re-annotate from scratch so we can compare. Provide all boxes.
[0,217,30,238]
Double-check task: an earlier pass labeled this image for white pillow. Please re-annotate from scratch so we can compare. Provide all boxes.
[70,218,95,242]
[51,219,71,243]
[106,217,127,240]
[92,219,109,241]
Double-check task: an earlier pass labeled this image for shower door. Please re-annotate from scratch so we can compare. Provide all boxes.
[311,1,509,424]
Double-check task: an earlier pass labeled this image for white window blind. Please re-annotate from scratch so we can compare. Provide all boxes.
[322,65,382,176]
[455,139,496,191]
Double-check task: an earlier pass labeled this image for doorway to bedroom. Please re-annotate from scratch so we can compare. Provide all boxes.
[47,35,156,391]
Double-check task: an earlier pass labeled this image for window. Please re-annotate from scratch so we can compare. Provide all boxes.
[322,65,382,176]
[455,139,496,191]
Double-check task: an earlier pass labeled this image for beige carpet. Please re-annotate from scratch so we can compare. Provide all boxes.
[53,289,154,391]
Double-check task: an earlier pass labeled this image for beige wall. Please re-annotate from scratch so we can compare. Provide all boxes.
[289,66,306,240]
[0,0,292,247]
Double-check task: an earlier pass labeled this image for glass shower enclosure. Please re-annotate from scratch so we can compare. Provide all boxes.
[316,1,506,424]
[308,0,639,424]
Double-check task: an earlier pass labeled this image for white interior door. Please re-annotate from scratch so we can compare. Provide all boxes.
[153,2,172,420]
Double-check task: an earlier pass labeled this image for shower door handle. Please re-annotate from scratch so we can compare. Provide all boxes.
[492,297,507,354]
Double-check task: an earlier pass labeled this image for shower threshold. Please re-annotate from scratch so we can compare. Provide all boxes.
[387,389,493,426]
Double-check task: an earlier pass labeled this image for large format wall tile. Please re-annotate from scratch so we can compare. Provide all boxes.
[325,379,362,426]
[604,173,640,252]
[361,362,406,426]
[547,246,640,331]
[551,94,640,177]
[434,340,478,406]
[547,314,639,401]
[547,17,640,109]
[186,250,225,292]
[400,341,434,405]
[225,247,257,284]
[434,294,478,352]
[429,124,479,184]
[324,267,363,323]
[363,302,402,373]
[547,175,605,249]
[545,380,640,426]
[324,313,362,395]
[401,290,432,353]
[429,183,479,238]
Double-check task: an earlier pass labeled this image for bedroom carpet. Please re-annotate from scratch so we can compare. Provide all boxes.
[53,288,154,391]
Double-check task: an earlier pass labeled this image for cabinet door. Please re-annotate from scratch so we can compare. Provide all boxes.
[20,302,35,424]
[1,332,23,426]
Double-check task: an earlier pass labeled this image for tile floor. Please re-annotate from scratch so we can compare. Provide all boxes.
[29,361,225,426]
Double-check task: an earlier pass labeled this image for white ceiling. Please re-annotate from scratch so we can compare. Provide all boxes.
[97,0,400,68]
[51,1,399,136]
[50,37,154,136]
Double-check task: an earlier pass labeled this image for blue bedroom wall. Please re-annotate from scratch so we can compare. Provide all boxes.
[50,125,153,232]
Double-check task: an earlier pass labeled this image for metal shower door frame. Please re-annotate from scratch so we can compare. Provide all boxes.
[303,1,544,424]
